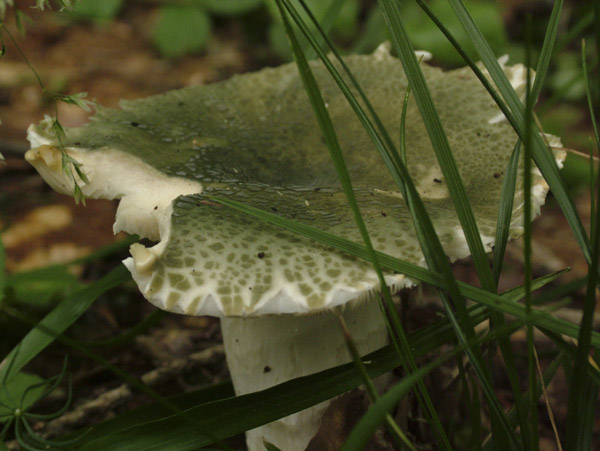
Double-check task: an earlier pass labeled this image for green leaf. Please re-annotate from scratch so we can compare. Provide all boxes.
[266,0,359,58]
[565,36,600,450]
[266,0,358,36]
[375,2,519,445]
[201,0,263,16]
[445,0,592,277]
[58,92,94,112]
[482,351,564,451]
[70,0,123,22]
[76,302,491,449]
[402,0,507,66]
[79,309,525,450]
[277,14,418,449]
[493,142,520,283]
[0,239,5,305]
[530,0,564,103]
[67,269,562,448]
[0,372,47,421]
[153,5,211,59]
[211,197,591,347]
[341,361,439,450]
[6,265,81,307]
[67,382,234,440]
[352,6,387,54]
[0,265,130,384]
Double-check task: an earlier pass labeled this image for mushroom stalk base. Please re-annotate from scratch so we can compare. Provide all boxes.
[220,300,389,451]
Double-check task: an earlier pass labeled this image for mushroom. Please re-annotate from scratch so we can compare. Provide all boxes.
[25,47,564,450]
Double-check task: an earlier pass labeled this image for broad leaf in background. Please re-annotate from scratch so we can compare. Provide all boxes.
[153,5,211,59]
[69,0,123,22]
[0,265,130,384]
[0,372,47,421]
[5,265,81,308]
[266,0,359,58]
[402,0,507,65]
[202,0,263,16]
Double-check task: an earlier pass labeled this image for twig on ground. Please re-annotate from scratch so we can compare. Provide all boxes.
[36,344,225,439]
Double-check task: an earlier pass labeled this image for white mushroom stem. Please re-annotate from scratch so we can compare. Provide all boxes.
[220,299,389,451]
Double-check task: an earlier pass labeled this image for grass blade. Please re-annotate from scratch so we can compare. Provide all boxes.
[0,265,130,382]
[287,2,499,442]
[303,0,345,60]
[279,1,453,445]
[407,8,546,442]
[492,141,521,283]
[523,20,539,447]
[277,3,415,447]
[565,36,600,450]
[445,0,592,274]
[377,2,522,445]
[341,359,442,451]
[77,300,515,450]
[530,0,564,102]
[379,1,497,293]
[210,196,594,347]
[483,351,564,450]
[0,239,5,305]
[337,316,413,450]
[64,382,234,440]
[343,319,525,451]
[489,138,534,447]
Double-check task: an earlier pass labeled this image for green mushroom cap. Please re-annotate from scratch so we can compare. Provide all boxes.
[26,46,564,317]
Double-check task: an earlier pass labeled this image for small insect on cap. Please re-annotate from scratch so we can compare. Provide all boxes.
[25,45,564,318]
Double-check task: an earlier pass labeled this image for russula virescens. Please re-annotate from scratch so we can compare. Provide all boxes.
[25,45,564,450]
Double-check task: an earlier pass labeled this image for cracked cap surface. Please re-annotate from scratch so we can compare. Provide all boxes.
[25,49,564,317]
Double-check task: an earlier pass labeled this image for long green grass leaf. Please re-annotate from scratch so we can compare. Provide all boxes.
[405,14,551,441]
[3,304,226,447]
[276,0,394,347]
[523,22,539,448]
[65,383,234,440]
[343,319,526,451]
[303,0,345,60]
[337,316,413,450]
[565,36,600,450]
[530,0,564,102]
[445,0,592,273]
[78,300,516,450]
[286,0,506,441]
[277,4,416,447]
[280,1,452,445]
[77,302,496,445]
[376,3,521,445]
[483,351,564,450]
[0,265,130,382]
[76,343,423,449]
[341,359,441,451]
[493,141,521,283]
[489,138,533,447]
[0,240,5,305]
[211,197,592,347]
[380,0,496,293]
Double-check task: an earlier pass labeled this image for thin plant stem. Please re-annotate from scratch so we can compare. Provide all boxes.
[523,14,539,450]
